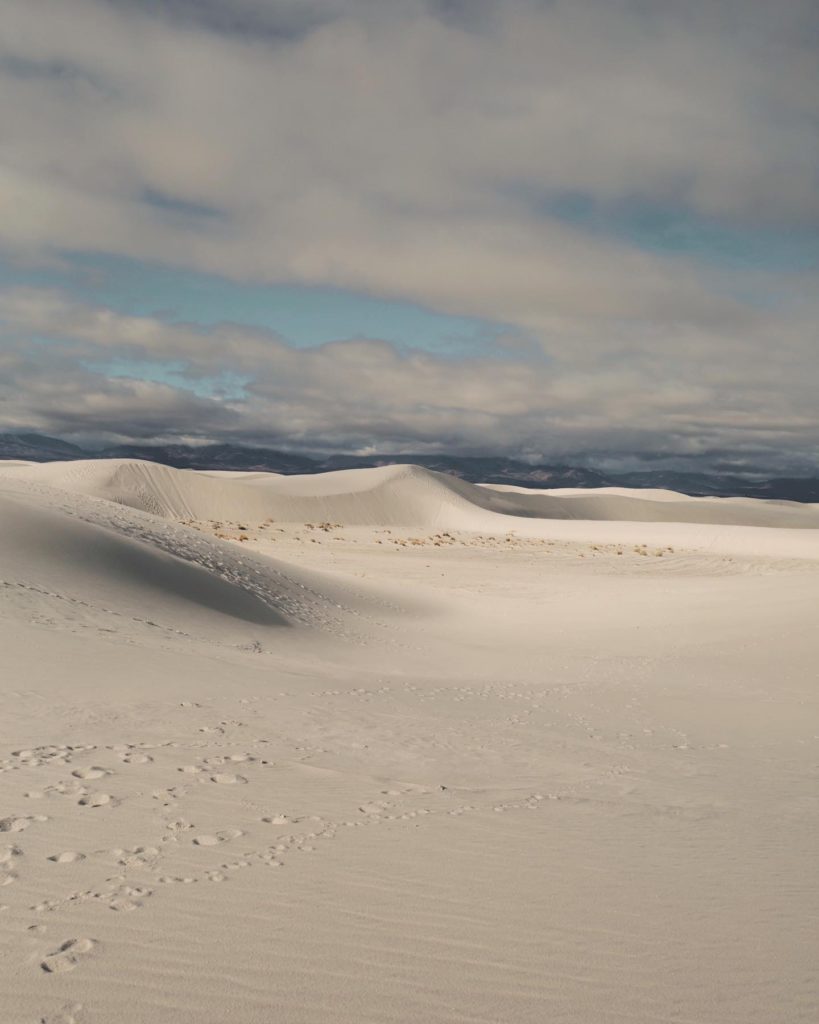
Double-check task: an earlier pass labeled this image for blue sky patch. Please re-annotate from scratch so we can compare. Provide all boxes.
[529,190,819,273]
[84,358,251,400]
[1,251,512,356]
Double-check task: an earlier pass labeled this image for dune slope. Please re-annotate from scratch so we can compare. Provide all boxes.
[0,475,417,651]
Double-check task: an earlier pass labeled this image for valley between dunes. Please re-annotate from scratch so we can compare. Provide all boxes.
[1,459,817,1024]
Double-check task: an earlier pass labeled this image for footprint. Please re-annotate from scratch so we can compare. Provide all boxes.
[78,794,113,808]
[359,801,390,815]
[108,898,139,912]
[41,938,97,974]
[0,844,22,864]
[165,819,193,833]
[46,781,86,798]
[119,752,152,765]
[192,834,221,847]
[210,773,247,785]
[193,829,243,847]
[261,814,289,825]
[71,767,110,781]
[113,846,159,868]
[0,816,32,833]
[108,885,152,912]
[153,786,185,801]
[48,852,85,865]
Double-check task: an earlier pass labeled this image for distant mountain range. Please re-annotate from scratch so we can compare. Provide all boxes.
[2,432,818,502]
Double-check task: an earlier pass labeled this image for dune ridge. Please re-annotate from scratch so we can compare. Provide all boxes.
[5,457,819,531]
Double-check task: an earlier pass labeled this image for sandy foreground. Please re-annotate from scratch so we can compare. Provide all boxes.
[0,459,817,1024]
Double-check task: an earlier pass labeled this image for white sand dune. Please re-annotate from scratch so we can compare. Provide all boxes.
[0,473,420,653]
[480,479,819,526]
[6,457,819,532]
[1,459,817,1024]
[0,491,287,628]
[2,459,487,528]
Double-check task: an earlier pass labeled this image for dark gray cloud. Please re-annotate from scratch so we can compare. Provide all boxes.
[100,0,338,40]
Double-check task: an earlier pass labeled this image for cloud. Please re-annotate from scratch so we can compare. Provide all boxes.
[0,1,817,465]
[2,285,818,469]
[3,2,817,267]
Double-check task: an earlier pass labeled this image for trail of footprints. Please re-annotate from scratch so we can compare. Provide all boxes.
[2,707,576,1018]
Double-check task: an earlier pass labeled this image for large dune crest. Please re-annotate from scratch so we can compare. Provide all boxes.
[3,459,473,527]
[4,457,819,532]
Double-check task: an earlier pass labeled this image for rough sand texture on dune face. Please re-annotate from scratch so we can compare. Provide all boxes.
[0,475,419,651]
[1,460,818,1024]
[3,459,479,527]
[0,492,287,630]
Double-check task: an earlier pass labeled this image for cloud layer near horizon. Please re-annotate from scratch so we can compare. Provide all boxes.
[1,0,818,467]
[3,285,818,470]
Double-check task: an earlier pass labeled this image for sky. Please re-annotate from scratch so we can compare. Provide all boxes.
[1,0,818,470]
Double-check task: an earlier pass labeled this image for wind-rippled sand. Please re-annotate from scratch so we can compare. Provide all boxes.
[1,459,817,1023]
